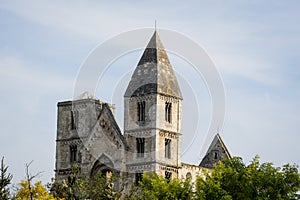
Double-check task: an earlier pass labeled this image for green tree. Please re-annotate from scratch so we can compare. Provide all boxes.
[195,156,300,200]
[48,157,300,200]
[0,157,13,200]
[15,180,57,200]
[49,165,121,200]
[14,160,60,200]
[125,156,300,200]
[88,172,121,200]
[49,165,89,200]
[126,172,194,200]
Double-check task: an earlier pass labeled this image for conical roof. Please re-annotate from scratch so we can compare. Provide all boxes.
[124,31,182,99]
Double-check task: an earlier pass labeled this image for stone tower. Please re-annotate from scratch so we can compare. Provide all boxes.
[124,31,183,180]
[55,92,126,181]
[55,30,232,187]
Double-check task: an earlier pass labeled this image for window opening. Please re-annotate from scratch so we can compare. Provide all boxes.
[136,138,145,158]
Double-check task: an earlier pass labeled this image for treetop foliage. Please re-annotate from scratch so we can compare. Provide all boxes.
[196,156,300,200]
[15,181,57,200]
[49,164,120,200]
[0,157,13,200]
[2,156,300,200]
[128,156,300,200]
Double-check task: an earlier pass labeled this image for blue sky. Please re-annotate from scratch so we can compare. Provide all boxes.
[1,0,300,185]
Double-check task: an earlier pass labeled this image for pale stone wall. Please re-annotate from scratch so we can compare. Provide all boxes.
[124,93,157,174]
[155,94,182,169]
[156,163,179,178]
[124,94,157,132]
[179,163,210,183]
[82,108,126,176]
[156,130,180,167]
[55,98,123,180]
[156,94,182,133]
[54,31,230,188]
[123,92,182,178]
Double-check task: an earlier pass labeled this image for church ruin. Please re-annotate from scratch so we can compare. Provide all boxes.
[54,31,231,187]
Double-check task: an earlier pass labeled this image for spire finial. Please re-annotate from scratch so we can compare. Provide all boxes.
[155,20,157,31]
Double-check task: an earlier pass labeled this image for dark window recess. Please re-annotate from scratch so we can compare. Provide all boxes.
[165,138,171,159]
[135,172,143,185]
[67,176,76,185]
[165,171,172,179]
[71,111,75,129]
[165,102,172,123]
[70,145,77,163]
[214,152,218,159]
[186,172,192,179]
[71,110,79,130]
[137,101,146,122]
[136,138,145,158]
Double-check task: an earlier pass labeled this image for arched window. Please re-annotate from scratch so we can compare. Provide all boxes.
[186,172,192,179]
[137,101,145,122]
[165,102,172,123]
[90,154,114,178]
[165,171,172,179]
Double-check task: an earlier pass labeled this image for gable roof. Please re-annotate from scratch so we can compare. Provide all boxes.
[96,103,128,149]
[124,31,182,99]
[207,134,231,158]
[199,133,231,169]
[86,103,128,150]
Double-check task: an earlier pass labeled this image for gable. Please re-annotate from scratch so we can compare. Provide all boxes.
[87,103,127,150]
[199,134,231,169]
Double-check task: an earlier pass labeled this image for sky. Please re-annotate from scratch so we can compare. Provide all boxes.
[0,0,300,185]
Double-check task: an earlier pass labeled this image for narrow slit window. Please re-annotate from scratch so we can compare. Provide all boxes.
[71,110,79,130]
[71,111,75,129]
[165,102,172,123]
[214,152,218,159]
[70,145,77,163]
[137,101,146,122]
[135,172,143,185]
[165,138,171,159]
[136,138,145,158]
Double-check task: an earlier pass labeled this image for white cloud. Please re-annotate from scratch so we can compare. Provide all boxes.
[0,0,157,42]
[1,0,292,87]
[0,54,73,93]
[214,53,283,85]
[0,53,75,115]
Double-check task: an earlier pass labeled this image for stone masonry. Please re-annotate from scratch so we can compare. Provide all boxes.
[55,31,231,188]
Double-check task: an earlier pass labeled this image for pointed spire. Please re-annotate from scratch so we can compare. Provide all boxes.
[124,31,182,99]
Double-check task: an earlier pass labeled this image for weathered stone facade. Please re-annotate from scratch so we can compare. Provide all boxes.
[199,134,231,169]
[55,31,231,187]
